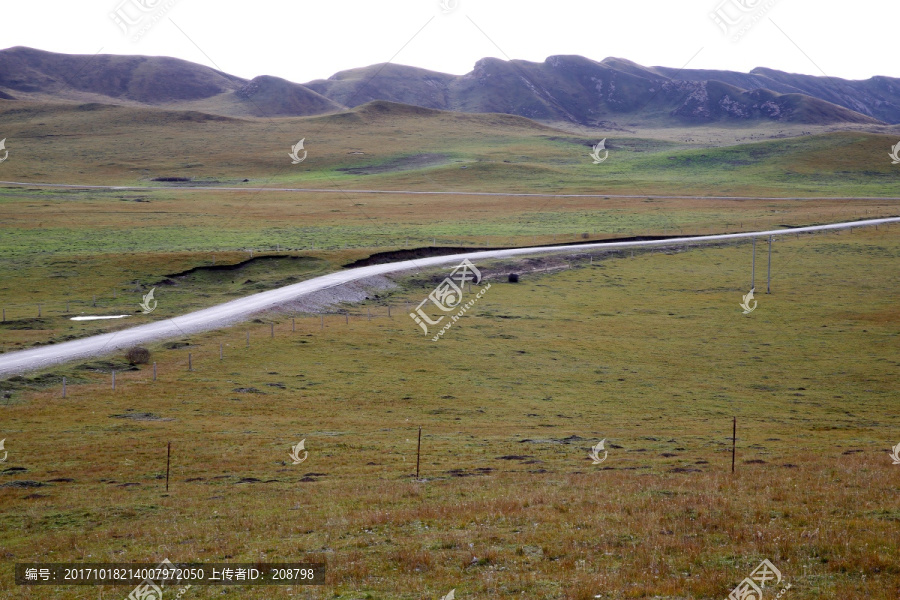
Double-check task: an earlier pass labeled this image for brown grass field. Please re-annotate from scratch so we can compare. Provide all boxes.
[1,226,898,599]
[1,98,899,599]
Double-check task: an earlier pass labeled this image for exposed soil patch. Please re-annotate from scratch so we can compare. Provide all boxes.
[446,467,493,477]
[163,255,323,280]
[343,246,491,269]
[110,410,173,422]
[343,234,682,268]
[0,480,46,488]
[519,435,585,445]
[164,341,193,350]
[78,360,138,373]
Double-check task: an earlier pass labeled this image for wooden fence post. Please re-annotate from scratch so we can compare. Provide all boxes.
[732,417,736,474]
[416,427,422,480]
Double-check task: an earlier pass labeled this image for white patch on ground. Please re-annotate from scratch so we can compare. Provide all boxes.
[70,315,131,321]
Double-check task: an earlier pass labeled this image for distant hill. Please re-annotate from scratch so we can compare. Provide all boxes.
[0,46,894,126]
[0,46,338,117]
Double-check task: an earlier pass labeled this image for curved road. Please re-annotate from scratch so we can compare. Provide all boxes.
[1,216,897,377]
[3,180,900,201]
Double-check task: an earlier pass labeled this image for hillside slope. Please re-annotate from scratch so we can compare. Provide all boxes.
[0,46,891,127]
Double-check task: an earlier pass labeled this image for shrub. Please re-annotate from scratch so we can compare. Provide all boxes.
[126,347,151,365]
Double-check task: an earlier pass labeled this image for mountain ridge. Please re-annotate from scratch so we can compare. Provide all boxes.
[0,46,895,126]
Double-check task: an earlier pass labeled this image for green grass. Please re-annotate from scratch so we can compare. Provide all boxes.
[1,99,899,599]
[1,101,899,196]
[1,228,898,599]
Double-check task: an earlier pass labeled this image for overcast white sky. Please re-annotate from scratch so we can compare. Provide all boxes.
[3,0,896,83]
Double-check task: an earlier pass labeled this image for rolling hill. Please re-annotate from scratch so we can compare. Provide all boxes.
[0,46,894,127]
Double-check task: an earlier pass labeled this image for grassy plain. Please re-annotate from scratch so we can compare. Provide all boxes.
[0,100,897,346]
[1,228,899,599]
[0,100,898,196]
[0,99,899,598]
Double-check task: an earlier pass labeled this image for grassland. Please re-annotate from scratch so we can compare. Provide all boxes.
[0,186,894,352]
[1,227,899,599]
[1,100,899,196]
[1,100,897,338]
[0,100,897,350]
[1,98,899,599]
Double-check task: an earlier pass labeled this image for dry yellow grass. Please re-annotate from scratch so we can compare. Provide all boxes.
[1,227,898,599]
